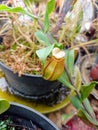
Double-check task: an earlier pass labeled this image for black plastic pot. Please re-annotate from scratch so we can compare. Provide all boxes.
[0,103,59,130]
[0,62,61,97]
[0,50,80,104]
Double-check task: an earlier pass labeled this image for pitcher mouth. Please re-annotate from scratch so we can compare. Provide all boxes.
[7,84,70,106]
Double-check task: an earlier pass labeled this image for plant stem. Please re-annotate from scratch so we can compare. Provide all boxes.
[52,0,73,38]
[64,65,94,119]
[70,39,98,49]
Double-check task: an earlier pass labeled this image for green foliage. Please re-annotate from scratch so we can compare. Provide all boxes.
[0,99,10,114]
[70,95,82,110]
[64,49,74,77]
[0,5,37,19]
[83,99,95,118]
[35,31,51,46]
[58,49,75,89]
[62,112,75,122]
[0,118,11,130]
[81,81,98,102]
[37,43,98,126]
[36,44,54,63]
[74,66,82,91]
[58,71,74,90]
[70,96,98,126]
[0,0,97,127]
[78,108,98,126]
[44,0,56,32]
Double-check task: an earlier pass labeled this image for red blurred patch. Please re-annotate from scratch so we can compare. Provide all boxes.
[90,64,98,81]
[62,116,96,130]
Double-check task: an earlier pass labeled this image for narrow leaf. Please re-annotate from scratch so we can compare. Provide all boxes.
[74,66,82,91]
[83,98,95,118]
[44,0,56,32]
[65,49,74,77]
[0,5,37,19]
[35,31,51,46]
[82,109,98,126]
[58,71,74,90]
[78,108,98,126]
[70,95,82,110]
[62,112,75,123]
[36,44,54,62]
[78,98,98,126]
[81,81,98,101]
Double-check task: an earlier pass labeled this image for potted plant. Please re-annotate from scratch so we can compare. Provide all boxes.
[0,0,80,105]
[0,0,63,103]
[0,101,59,130]
[0,0,98,128]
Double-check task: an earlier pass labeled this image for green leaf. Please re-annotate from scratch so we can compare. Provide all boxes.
[35,31,51,46]
[83,98,95,118]
[44,0,56,32]
[77,109,91,126]
[0,4,37,19]
[82,109,98,126]
[65,49,74,77]
[74,66,82,91]
[78,108,98,126]
[36,44,54,62]
[70,95,82,110]
[81,81,98,101]
[78,98,98,126]
[62,112,75,123]
[0,99,10,114]
[58,71,74,90]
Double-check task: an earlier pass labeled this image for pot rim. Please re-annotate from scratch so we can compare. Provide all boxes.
[5,102,59,130]
[0,61,42,78]
[0,50,81,78]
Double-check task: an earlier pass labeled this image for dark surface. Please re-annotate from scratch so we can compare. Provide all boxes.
[8,84,69,106]
[0,114,41,130]
[0,103,59,130]
[0,62,61,96]
[80,45,98,56]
